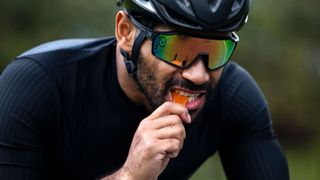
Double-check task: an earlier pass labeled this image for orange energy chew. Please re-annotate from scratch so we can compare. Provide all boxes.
[172,91,189,106]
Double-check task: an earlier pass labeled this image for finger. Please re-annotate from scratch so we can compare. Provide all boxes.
[155,122,186,144]
[150,114,182,129]
[136,115,180,138]
[166,152,179,158]
[157,131,185,152]
[148,102,191,123]
[156,139,181,159]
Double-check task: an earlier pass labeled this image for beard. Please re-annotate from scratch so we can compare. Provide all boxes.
[134,54,215,111]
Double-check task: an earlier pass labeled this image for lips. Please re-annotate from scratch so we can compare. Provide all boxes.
[170,88,206,110]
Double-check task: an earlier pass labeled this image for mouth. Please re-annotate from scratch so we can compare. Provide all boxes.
[170,88,206,111]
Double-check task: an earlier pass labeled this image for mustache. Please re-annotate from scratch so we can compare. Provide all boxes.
[166,77,212,92]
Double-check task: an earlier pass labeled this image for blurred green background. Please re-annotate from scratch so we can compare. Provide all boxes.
[0,0,319,179]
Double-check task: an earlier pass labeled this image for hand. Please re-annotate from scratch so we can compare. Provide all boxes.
[122,102,191,180]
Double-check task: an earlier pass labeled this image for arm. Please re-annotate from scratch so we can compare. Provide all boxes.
[218,63,289,180]
[219,108,289,180]
[0,59,59,179]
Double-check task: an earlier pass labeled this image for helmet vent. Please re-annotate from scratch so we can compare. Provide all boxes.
[177,0,195,16]
[208,0,222,13]
[177,0,191,7]
[164,6,201,29]
[229,0,244,18]
[132,0,157,14]
[231,0,241,11]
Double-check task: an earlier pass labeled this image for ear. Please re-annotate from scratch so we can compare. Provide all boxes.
[115,11,137,54]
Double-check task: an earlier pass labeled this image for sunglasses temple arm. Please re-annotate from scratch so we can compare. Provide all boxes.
[127,15,155,39]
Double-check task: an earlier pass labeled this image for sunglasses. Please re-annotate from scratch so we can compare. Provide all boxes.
[129,15,239,71]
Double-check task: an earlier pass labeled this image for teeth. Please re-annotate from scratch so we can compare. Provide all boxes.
[174,90,200,102]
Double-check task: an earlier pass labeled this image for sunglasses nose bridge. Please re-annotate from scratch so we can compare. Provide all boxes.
[181,55,210,85]
[190,53,209,69]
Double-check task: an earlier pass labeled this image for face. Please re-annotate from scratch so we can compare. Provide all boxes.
[134,25,223,120]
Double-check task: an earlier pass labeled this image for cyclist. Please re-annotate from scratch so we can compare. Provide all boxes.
[0,0,289,179]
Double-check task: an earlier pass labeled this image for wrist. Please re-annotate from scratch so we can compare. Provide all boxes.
[100,166,133,180]
[119,165,134,180]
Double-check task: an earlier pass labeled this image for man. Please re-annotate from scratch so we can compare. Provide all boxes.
[0,0,289,179]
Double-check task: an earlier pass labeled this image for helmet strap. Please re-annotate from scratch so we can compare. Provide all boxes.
[120,30,146,80]
[120,18,155,80]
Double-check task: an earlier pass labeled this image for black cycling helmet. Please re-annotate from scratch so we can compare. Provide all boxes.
[118,0,250,33]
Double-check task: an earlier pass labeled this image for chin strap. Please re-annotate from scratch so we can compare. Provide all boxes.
[120,30,147,79]
[120,48,136,74]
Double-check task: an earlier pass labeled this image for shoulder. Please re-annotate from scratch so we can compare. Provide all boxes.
[16,36,117,69]
[218,62,272,133]
[18,36,116,57]
[0,58,60,138]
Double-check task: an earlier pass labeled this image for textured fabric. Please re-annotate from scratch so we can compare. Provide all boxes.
[0,37,289,180]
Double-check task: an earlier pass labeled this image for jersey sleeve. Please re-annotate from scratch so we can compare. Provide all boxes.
[0,59,59,179]
[218,63,289,180]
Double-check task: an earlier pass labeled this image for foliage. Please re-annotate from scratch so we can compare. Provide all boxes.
[190,144,320,180]
[0,0,118,70]
[234,0,320,145]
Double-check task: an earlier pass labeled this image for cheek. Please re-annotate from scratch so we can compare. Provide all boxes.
[140,40,153,59]
[140,40,178,79]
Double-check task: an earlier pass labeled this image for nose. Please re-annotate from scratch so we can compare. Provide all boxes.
[181,58,209,85]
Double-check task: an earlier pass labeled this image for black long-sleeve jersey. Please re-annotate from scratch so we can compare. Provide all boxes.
[0,37,289,180]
